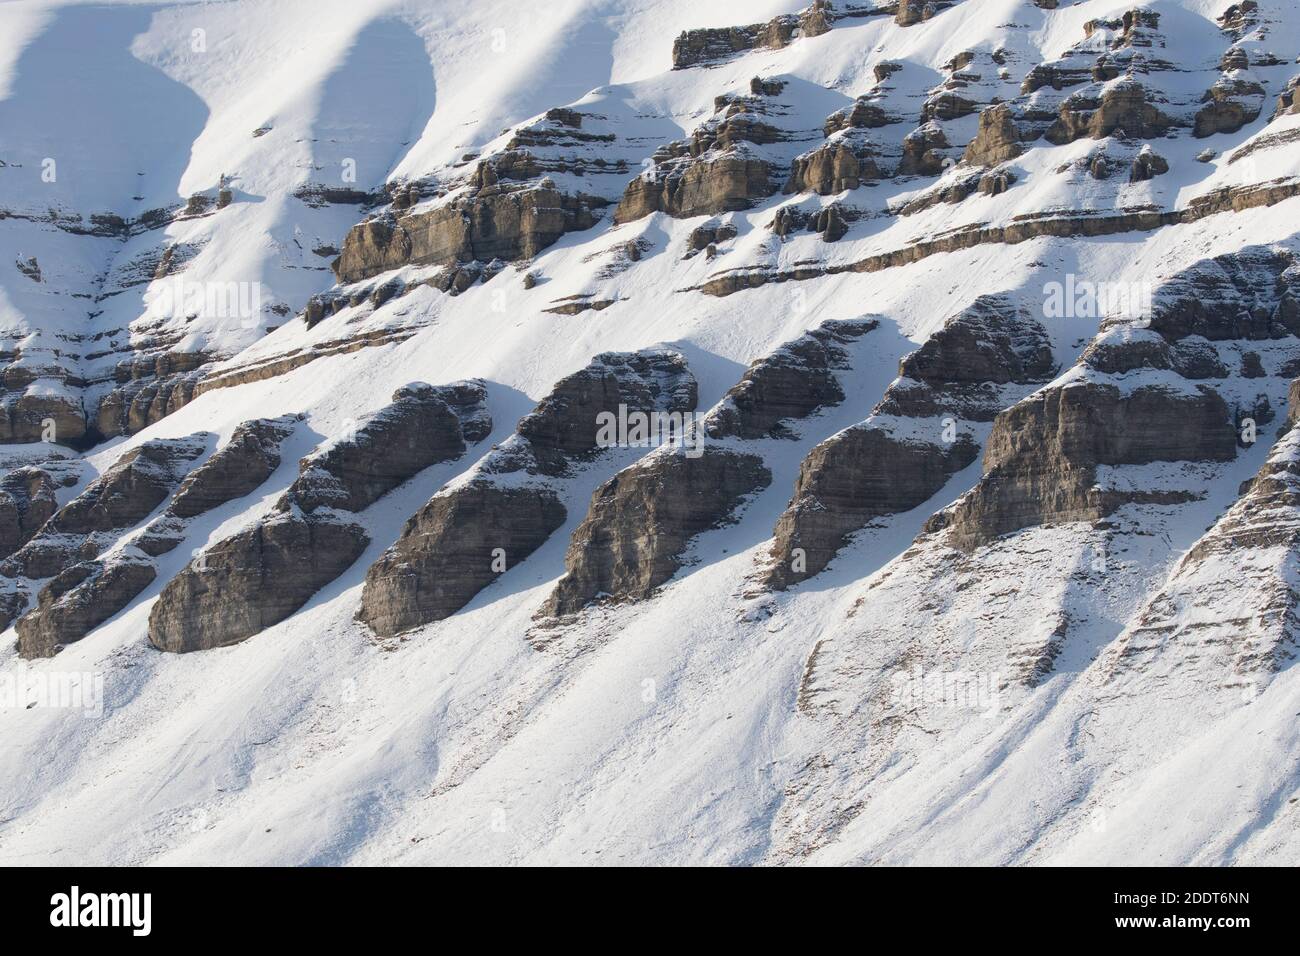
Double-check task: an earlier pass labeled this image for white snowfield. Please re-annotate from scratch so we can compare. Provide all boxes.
[0,0,1297,865]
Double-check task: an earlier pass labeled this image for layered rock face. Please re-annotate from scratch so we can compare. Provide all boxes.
[538,318,888,616]
[941,383,1237,551]
[953,6,1257,183]
[542,447,771,618]
[785,138,882,195]
[707,318,877,439]
[16,553,156,658]
[764,297,1052,588]
[962,104,1023,167]
[613,86,792,224]
[169,416,299,519]
[11,415,305,655]
[516,350,698,474]
[359,350,696,636]
[4,436,208,583]
[0,389,88,447]
[669,1,852,69]
[148,383,489,652]
[1,436,206,640]
[1100,406,1300,696]
[0,468,59,559]
[147,514,371,654]
[615,155,774,224]
[280,383,475,513]
[767,428,978,587]
[334,186,605,284]
[361,483,569,635]
[94,351,213,440]
[936,251,1299,552]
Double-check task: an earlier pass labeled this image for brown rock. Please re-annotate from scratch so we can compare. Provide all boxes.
[359,482,567,636]
[279,382,486,514]
[1044,82,1176,144]
[765,427,978,588]
[707,318,877,439]
[16,554,156,658]
[944,383,1237,550]
[613,154,775,224]
[169,416,298,518]
[785,141,881,194]
[147,512,369,653]
[333,186,604,284]
[542,448,771,617]
[0,468,59,559]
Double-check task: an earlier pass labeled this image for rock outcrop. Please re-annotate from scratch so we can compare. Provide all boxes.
[94,351,212,439]
[942,383,1237,551]
[281,383,479,513]
[963,104,1023,167]
[764,297,1053,588]
[3,436,207,581]
[669,2,853,69]
[614,153,775,223]
[334,186,605,284]
[0,467,59,559]
[542,447,771,617]
[169,416,298,519]
[148,383,489,652]
[359,350,696,636]
[785,137,881,195]
[613,87,792,223]
[707,318,877,439]
[147,513,370,653]
[768,426,979,587]
[16,553,156,658]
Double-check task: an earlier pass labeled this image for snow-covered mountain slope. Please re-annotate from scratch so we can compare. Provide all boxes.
[1,0,1298,865]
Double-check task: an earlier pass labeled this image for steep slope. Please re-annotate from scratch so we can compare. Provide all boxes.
[1,0,1299,866]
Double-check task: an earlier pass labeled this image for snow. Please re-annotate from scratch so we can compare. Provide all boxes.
[1,0,1299,865]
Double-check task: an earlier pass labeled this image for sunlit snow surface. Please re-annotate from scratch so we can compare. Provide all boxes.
[0,0,1297,865]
